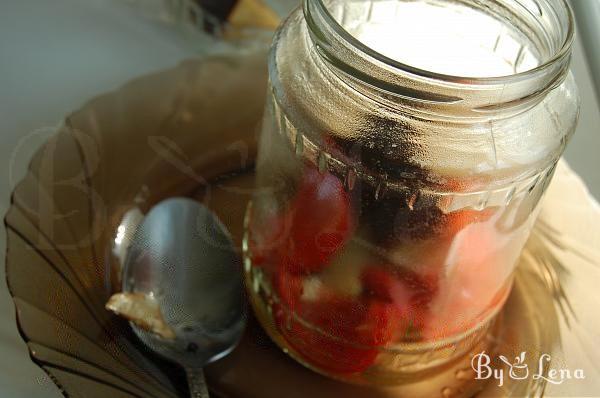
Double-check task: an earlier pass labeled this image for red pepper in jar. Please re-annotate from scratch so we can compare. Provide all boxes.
[248,206,290,269]
[272,268,402,374]
[361,265,437,340]
[422,220,512,340]
[287,166,353,273]
[439,208,496,237]
[250,165,353,275]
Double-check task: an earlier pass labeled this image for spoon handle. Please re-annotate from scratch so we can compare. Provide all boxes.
[185,366,210,398]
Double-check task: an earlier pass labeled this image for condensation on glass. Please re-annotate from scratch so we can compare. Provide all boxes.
[244,0,579,385]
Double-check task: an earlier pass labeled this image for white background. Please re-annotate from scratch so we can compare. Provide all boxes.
[0,1,598,396]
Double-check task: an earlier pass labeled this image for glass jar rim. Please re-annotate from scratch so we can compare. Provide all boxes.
[303,0,576,116]
[306,0,575,85]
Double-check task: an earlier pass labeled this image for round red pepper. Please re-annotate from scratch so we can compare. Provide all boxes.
[283,166,353,274]
[361,266,437,340]
[422,222,511,340]
[272,268,402,374]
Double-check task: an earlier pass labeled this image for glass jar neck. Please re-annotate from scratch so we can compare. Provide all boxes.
[304,0,575,120]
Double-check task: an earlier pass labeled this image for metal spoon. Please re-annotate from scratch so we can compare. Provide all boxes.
[122,197,246,397]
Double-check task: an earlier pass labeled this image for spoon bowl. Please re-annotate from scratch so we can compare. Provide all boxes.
[122,197,246,397]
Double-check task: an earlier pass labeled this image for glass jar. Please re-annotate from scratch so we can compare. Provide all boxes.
[244,0,579,385]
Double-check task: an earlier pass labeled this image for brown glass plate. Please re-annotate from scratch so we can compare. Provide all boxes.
[5,49,600,397]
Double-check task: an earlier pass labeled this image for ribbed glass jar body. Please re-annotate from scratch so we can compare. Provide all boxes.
[245,0,579,385]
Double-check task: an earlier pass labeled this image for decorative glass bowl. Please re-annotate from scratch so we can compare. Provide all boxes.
[5,49,600,398]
